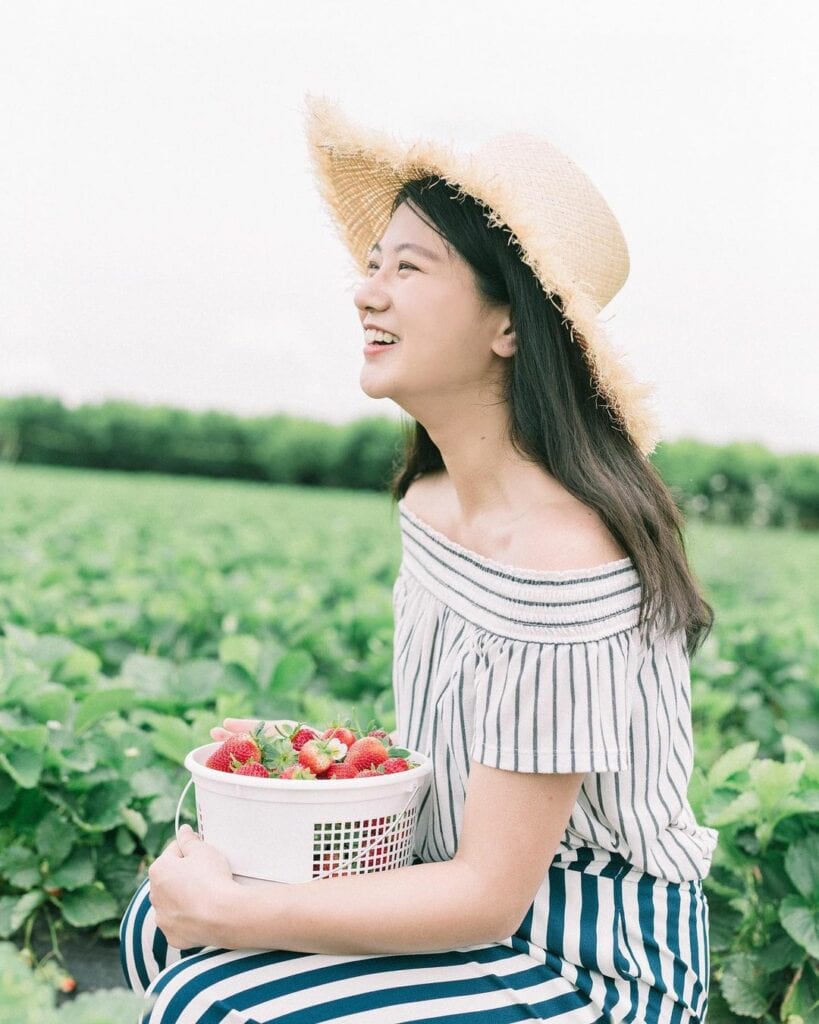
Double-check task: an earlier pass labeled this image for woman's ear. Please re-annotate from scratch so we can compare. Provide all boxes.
[491,321,517,358]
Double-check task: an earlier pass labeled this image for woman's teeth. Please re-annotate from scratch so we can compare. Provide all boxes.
[364,329,400,345]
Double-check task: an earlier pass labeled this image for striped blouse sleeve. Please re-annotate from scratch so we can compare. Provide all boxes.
[470,626,638,774]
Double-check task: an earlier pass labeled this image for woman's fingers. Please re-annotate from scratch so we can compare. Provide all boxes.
[222,717,265,733]
[209,718,302,742]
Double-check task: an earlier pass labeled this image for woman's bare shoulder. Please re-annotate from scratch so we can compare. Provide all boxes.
[402,470,448,518]
[403,471,628,572]
[516,503,630,571]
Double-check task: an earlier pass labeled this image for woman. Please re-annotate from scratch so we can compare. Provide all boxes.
[120,94,718,1022]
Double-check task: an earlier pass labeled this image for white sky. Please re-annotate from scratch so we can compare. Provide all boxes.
[1,0,817,454]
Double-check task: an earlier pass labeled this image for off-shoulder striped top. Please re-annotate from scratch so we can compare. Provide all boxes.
[391,498,719,883]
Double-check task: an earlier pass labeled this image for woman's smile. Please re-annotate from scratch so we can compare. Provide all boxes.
[363,340,400,356]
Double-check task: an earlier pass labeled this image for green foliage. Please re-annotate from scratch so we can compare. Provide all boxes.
[689,738,819,1022]
[650,438,817,529]
[1,396,817,527]
[0,463,815,1016]
[0,395,404,492]
[0,464,398,962]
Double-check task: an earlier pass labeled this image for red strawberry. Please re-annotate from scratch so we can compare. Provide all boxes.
[298,738,336,776]
[279,764,317,780]
[382,757,409,774]
[322,726,357,749]
[356,768,383,778]
[234,761,270,777]
[323,762,358,779]
[344,736,389,773]
[318,850,342,876]
[289,726,319,751]
[364,843,387,869]
[368,729,391,741]
[205,733,262,772]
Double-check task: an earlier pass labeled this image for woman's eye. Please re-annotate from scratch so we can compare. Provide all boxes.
[365,262,417,273]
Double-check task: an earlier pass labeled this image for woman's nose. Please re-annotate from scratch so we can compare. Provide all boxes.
[353,274,389,314]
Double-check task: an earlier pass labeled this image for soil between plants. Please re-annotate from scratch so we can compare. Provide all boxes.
[30,922,126,996]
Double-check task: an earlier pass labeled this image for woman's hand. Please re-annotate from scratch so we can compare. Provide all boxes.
[148,825,242,949]
[210,718,299,742]
[210,718,401,746]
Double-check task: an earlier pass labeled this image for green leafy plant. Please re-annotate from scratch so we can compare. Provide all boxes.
[689,737,819,1022]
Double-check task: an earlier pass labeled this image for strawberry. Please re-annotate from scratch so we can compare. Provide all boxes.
[323,762,358,779]
[234,761,270,777]
[318,850,342,876]
[368,729,391,741]
[322,726,357,749]
[344,736,389,773]
[382,757,409,774]
[205,730,263,772]
[289,726,320,751]
[364,842,387,869]
[356,768,383,778]
[279,764,317,780]
[298,738,337,776]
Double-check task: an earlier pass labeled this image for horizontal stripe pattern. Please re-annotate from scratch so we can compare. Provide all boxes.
[398,501,643,643]
[120,852,710,1022]
[393,501,718,883]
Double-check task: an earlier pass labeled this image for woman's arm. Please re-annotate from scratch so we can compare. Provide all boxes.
[151,828,502,954]
[225,856,502,955]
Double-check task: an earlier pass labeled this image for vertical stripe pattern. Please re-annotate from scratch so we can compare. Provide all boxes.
[118,499,714,1021]
[394,501,718,883]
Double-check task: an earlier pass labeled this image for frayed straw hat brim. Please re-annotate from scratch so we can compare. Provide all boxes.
[303,93,661,457]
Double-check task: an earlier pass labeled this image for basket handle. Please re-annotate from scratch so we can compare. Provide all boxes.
[175,777,195,846]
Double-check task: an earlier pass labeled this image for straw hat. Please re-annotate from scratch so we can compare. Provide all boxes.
[302,93,660,457]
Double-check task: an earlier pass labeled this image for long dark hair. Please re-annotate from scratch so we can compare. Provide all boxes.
[387,175,714,659]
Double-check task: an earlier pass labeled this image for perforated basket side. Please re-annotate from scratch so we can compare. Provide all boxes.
[310,787,423,879]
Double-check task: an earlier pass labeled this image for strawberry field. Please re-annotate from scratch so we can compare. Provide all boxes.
[0,462,817,1022]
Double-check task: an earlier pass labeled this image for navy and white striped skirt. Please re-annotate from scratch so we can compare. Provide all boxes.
[120,848,710,1023]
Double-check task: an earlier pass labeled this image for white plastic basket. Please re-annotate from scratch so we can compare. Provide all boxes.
[176,740,433,885]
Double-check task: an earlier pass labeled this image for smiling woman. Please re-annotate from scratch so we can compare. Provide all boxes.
[118,93,717,1024]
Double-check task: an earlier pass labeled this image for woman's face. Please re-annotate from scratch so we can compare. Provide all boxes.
[353,201,513,418]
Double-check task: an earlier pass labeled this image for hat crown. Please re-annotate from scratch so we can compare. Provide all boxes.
[465,130,630,310]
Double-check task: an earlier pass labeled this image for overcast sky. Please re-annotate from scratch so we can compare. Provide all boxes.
[1,1,817,454]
